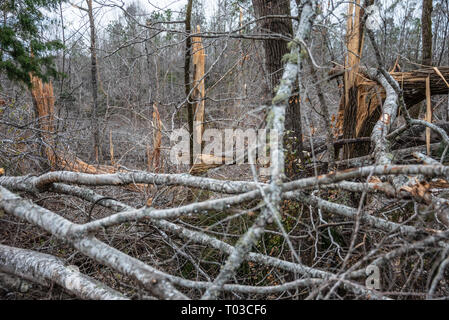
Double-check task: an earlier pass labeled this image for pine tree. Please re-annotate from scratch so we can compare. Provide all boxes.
[0,0,64,86]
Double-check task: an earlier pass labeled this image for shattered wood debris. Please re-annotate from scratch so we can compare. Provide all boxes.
[30,74,149,191]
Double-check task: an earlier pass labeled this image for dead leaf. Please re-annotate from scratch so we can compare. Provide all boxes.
[400,181,431,204]
[368,176,382,184]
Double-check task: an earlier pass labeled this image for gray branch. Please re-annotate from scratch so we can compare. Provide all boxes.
[0,186,188,300]
[0,244,128,300]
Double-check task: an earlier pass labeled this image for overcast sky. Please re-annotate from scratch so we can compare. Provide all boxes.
[62,0,218,33]
[57,0,420,46]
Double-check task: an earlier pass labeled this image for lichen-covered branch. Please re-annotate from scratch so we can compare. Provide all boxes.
[0,244,128,300]
[0,186,188,300]
[201,0,316,300]
[365,68,399,165]
[0,171,259,194]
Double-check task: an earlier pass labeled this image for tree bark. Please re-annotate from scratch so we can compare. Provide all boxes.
[87,0,100,163]
[0,186,188,300]
[252,0,305,166]
[184,0,194,166]
[421,0,433,66]
[251,0,293,93]
[0,244,128,300]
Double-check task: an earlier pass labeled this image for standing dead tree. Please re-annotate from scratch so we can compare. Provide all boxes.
[148,104,162,173]
[192,25,206,165]
[86,0,101,163]
[30,75,113,174]
[29,74,150,194]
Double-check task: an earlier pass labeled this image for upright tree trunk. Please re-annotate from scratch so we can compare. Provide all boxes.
[58,1,66,96]
[336,0,373,159]
[184,0,194,167]
[421,0,433,66]
[251,0,293,92]
[420,0,433,136]
[252,0,305,165]
[192,26,206,165]
[87,0,100,163]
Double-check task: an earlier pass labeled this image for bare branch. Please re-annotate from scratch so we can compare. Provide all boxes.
[0,244,128,300]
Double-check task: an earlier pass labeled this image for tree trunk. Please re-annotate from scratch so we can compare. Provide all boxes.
[184,0,194,167]
[336,0,373,159]
[0,244,128,300]
[87,0,100,163]
[252,0,305,166]
[251,0,293,92]
[421,0,433,66]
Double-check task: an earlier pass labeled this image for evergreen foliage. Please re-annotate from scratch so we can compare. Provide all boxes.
[0,0,64,86]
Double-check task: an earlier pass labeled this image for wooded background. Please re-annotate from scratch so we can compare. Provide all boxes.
[1,0,449,300]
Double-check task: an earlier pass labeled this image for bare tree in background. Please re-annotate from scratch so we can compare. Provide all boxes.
[87,0,101,163]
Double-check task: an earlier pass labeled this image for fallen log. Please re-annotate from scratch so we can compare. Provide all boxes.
[393,67,449,107]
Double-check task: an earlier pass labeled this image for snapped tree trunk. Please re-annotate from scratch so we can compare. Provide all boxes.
[192,25,206,165]
[336,0,373,159]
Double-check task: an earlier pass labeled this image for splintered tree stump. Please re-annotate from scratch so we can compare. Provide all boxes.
[29,74,146,191]
[337,0,371,159]
[336,66,449,159]
[335,0,449,159]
